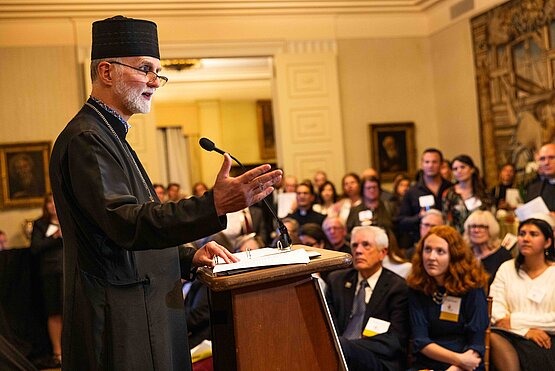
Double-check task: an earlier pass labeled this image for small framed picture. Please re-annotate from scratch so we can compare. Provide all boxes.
[0,141,51,209]
[369,122,416,181]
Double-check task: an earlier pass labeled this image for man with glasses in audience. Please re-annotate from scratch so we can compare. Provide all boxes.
[50,16,281,371]
[526,143,555,215]
[323,216,351,254]
[326,226,409,371]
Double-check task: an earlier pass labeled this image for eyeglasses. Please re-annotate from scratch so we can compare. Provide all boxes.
[108,61,168,87]
[468,224,489,230]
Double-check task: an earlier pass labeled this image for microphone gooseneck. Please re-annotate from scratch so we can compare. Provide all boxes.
[198,137,292,249]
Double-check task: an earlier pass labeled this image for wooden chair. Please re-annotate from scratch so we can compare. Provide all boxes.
[484,296,493,371]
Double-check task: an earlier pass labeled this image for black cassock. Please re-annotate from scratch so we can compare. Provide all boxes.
[50,98,225,371]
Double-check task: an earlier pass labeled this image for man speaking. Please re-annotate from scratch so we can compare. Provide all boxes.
[50,16,281,371]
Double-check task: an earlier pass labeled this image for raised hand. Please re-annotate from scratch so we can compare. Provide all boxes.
[213,154,282,216]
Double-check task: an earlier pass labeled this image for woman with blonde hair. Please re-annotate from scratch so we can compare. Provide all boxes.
[464,210,512,286]
[407,225,489,371]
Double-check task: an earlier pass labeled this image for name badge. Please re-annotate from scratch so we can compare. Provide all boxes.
[501,233,518,250]
[528,287,546,304]
[419,195,435,209]
[464,197,482,211]
[358,210,373,225]
[439,296,461,322]
[362,317,391,337]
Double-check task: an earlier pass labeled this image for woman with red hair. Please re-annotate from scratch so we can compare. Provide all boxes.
[407,225,489,370]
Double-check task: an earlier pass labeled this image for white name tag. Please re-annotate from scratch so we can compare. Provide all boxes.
[45,224,59,237]
[362,317,391,337]
[439,296,461,322]
[501,233,518,250]
[464,197,482,211]
[528,287,546,304]
[358,210,373,224]
[419,195,435,208]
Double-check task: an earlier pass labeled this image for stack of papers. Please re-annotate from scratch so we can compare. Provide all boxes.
[212,248,310,275]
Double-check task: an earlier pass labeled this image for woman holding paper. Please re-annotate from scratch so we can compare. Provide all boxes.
[30,193,63,366]
[442,155,494,234]
[407,225,489,371]
[489,218,555,371]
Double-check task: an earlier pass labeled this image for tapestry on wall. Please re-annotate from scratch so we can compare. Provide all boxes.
[472,0,555,187]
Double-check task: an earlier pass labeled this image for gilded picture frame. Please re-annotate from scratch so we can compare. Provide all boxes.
[0,142,51,209]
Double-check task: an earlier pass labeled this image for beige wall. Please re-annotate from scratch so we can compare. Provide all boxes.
[430,20,482,167]
[0,45,82,247]
[338,37,439,175]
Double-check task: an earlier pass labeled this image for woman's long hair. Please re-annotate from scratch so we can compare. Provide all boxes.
[451,155,488,201]
[407,225,488,296]
[515,218,555,272]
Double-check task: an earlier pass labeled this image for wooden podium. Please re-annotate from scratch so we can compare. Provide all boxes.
[197,246,352,371]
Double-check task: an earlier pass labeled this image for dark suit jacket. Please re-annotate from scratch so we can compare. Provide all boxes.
[526,179,555,211]
[326,268,409,371]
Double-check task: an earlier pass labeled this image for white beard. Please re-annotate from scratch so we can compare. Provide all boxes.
[113,79,151,114]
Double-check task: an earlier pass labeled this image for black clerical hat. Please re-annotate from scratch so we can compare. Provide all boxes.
[91,16,160,60]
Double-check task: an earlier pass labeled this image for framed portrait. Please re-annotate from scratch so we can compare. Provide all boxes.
[369,122,416,181]
[256,100,276,160]
[0,141,51,209]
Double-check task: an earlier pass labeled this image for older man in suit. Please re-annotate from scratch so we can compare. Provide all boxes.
[326,226,409,371]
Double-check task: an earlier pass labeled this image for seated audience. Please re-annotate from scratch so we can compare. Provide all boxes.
[152,183,166,202]
[398,148,452,246]
[404,209,445,260]
[166,182,182,202]
[361,168,394,202]
[382,233,412,279]
[283,174,298,193]
[464,210,512,286]
[490,163,516,209]
[191,181,209,197]
[286,182,326,227]
[442,154,493,234]
[271,217,302,247]
[526,143,555,214]
[313,180,338,215]
[489,218,555,371]
[298,223,332,250]
[313,170,328,199]
[30,193,63,367]
[0,230,6,251]
[407,225,489,371]
[440,159,454,182]
[331,173,362,224]
[323,216,351,254]
[326,226,409,371]
[391,173,413,249]
[234,233,265,253]
[346,176,395,234]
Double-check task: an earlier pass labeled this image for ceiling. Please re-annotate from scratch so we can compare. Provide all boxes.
[1,0,449,19]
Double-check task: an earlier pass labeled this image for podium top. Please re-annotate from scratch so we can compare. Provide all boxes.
[197,245,352,292]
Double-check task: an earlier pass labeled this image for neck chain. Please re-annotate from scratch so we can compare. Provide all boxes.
[85,102,154,203]
[432,290,448,305]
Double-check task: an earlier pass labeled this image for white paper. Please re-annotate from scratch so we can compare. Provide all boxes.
[505,188,522,208]
[419,195,435,208]
[358,210,373,222]
[45,224,59,237]
[212,248,310,274]
[277,192,297,218]
[363,317,391,337]
[514,197,550,221]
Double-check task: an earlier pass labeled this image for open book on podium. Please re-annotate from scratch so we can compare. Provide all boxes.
[211,247,319,275]
[198,245,351,371]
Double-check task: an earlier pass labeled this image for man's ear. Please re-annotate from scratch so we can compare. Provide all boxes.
[96,61,114,86]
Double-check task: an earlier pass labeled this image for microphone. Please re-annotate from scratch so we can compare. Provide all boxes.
[199,137,292,250]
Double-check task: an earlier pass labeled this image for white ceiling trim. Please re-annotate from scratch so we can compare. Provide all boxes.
[1,0,446,19]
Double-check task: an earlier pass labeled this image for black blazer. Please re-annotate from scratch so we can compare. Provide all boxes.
[326,267,409,370]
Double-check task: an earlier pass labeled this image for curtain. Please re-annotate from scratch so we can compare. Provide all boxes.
[157,128,192,195]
